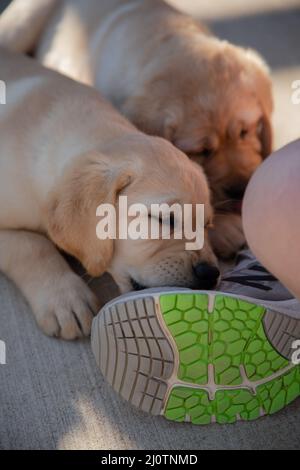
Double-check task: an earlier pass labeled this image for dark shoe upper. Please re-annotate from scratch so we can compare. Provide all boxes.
[219,250,294,302]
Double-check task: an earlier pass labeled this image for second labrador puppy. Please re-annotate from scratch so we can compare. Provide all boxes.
[0,0,273,258]
[0,48,218,339]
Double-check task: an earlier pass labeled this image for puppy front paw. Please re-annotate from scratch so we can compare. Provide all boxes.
[33,272,100,340]
[209,213,246,260]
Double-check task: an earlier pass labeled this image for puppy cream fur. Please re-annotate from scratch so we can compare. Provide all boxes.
[0,49,217,339]
[0,0,273,258]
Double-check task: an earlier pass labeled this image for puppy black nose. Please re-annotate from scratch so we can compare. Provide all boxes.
[193,263,220,288]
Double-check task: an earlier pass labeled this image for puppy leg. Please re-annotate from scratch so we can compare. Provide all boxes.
[209,213,246,259]
[0,229,99,339]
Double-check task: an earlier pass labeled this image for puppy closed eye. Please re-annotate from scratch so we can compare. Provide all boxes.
[148,213,176,231]
[240,128,249,140]
[199,147,214,158]
[189,146,215,158]
[160,213,176,231]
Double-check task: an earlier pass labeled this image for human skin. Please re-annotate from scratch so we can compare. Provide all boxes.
[243,139,300,300]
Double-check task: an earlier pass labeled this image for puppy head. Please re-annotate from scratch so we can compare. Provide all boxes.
[122,38,273,212]
[46,136,219,292]
[108,136,219,292]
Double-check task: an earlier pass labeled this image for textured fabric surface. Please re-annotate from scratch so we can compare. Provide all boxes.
[1,0,300,450]
[1,273,300,450]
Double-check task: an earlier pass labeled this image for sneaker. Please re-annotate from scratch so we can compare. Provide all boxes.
[91,251,300,425]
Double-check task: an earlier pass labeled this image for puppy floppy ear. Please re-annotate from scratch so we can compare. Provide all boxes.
[244,49,274,158]
[259,114,272,159]
[121,76,182,141]
[123,95,182,144]
[122,93,171,137]
[121,94,150,133]
[46,153,133,277]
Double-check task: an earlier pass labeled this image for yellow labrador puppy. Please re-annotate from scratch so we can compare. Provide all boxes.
[0,48,218,340]
[0,0,273,259]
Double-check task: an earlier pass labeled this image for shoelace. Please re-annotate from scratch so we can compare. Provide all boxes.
[223,264,278,291]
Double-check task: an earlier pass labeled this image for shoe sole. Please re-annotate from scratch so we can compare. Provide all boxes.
[91,290,300,425]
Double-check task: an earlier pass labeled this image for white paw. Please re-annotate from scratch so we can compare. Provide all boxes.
[33,272,100,340]
[209,213,246,259]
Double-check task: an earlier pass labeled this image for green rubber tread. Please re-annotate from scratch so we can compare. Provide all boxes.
[165,367,300,424]
[212,296,264,385]
[160,293,300,424]
[213,296,289,385]
[160,293,289,386]
[160,294,210,384]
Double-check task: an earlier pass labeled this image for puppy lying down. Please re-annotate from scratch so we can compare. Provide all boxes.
[0,0,274,259]
[0,48,218,339]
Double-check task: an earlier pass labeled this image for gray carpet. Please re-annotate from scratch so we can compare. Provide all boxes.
[1,0,300,450]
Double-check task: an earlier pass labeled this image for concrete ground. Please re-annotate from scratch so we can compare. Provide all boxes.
[0,0,300,450]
